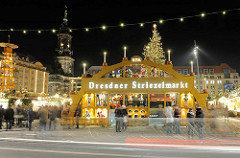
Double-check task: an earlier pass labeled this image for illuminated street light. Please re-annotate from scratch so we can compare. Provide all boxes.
[194,40,200,92]
[103,51,107,63]
[83,63,87,74]
[123,46,127,58]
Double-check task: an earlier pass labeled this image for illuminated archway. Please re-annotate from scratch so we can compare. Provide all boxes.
[68,56,208,117]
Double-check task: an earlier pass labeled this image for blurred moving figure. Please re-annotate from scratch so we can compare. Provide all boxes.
[174,106,181,134]
[27,106,35,131]
[165,104,174,135]
[195,107,204,139]
[49,106,58,130]
[0,105,4,129]
[122,105,128,131]
[5,105,14,130]
[74,105,81,129]
[187,108,195,139]
[38,106,48,131]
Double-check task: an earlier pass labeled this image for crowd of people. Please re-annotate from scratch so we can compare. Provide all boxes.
[164,104,205,139]
[1,103,205,139]
[0,104,62,131]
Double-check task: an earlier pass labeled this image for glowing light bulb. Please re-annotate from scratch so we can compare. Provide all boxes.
[102,25,106,30]
[85,28,89,32]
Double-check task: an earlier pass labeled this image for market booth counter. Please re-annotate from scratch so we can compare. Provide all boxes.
[65,56,208,126]
[80,93,109,126]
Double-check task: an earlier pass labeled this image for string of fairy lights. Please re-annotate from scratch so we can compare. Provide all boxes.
[0,8,239,34]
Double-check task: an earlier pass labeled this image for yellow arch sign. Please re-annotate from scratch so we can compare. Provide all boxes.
[68,56,208,118]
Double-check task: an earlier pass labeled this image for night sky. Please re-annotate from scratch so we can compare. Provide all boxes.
[0,0,240,76]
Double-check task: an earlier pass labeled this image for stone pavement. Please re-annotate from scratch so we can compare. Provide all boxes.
[1,119,240,146]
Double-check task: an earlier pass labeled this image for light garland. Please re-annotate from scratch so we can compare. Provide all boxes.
[0,8,239,34]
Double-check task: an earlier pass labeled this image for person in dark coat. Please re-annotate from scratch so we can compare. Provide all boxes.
[195,107,204,139]
[27,106,35,131]
[187,108,194,139]
[74,105,81,128]
[115,104,122,132]
[0,105,4,129]
[4,105,14,130]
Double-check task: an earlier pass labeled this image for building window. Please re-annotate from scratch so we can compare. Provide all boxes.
[209,69,214,74]
[233,75,238,78]
[210,80,215,84]
[183,69,188,75]
[210,75,214,79]
[203,69,208,74]
[218,85,222,89]
[177,69,182,74]
[223,68,230,78]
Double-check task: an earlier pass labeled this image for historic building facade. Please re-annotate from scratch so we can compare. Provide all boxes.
[173,63,240,98]
[48,6,75,96]
[0,42,49,94]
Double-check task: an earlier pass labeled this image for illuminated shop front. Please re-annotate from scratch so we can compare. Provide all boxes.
[67,56,208,125]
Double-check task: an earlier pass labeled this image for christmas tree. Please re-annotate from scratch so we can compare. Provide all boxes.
[143,24,166,65]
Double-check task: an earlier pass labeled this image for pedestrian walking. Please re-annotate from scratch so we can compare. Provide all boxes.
[115,104,122,132]
[195,107,204,139]
[164,104,174,135]
[187,108,195,139]
[4,105,14,131]
[121,105,128,131]
[38,106,48,131]
[27,106,35,131]
[49,106,58,130]
[174,106,181,134]
[0,105,4,129]
[74,105,81,128]
[16,105,24,127]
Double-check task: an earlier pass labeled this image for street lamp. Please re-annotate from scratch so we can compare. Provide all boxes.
[83,63,86,74]
[194,40,200,92]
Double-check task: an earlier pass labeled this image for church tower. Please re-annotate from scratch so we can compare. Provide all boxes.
[56,5,75,76]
